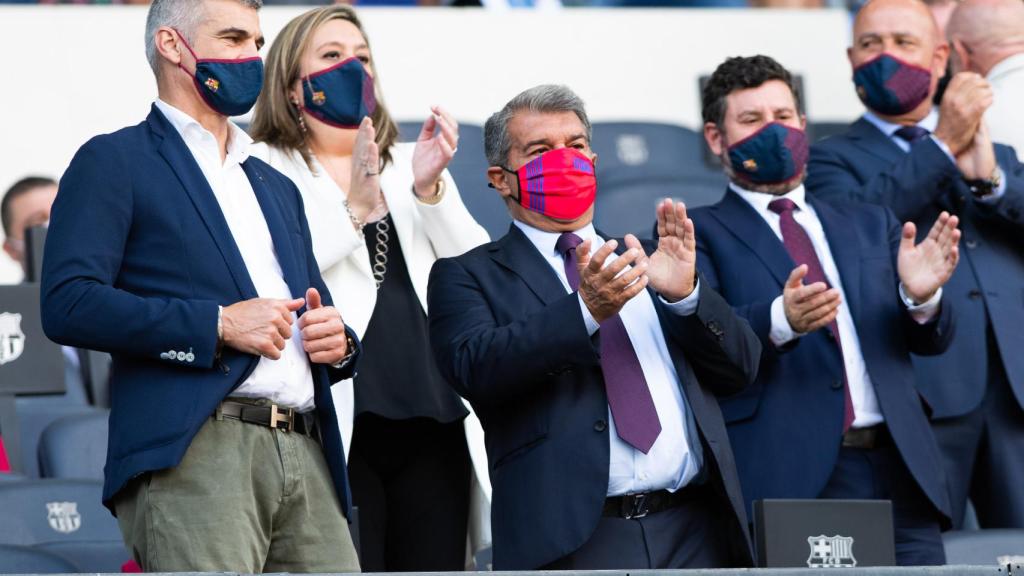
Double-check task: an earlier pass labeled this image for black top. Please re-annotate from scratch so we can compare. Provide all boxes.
[354,214,469,423]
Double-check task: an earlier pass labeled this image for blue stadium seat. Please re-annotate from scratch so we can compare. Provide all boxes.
[943,529,1024,565]
[0,543,78,574]
[38,410,109,481]
[12,403,101,478]
[590,122,728,238]
[0,479,129,572]
[398,121,510,240]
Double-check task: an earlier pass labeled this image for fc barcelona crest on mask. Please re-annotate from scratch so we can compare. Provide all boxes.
[743,158,759,172]
[205,77,220,92]
[312,91,327,106]
[807,535,857,568]
[0,312,25,365]
[46,502,82,534]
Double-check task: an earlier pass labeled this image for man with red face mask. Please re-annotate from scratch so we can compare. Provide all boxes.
[806,0,1024,530]
[427,84,761,570]
[684,55,961,566]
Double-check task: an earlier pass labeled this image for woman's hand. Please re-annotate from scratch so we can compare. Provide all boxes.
[412,105,459,199]
[348,116,382,222]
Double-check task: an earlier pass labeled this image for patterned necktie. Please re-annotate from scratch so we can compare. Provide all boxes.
[556,232,662,453]
[767,199,856,432]
[894,125,930,145]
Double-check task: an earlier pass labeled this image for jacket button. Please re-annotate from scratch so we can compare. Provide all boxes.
[707,320,722,334]
[830,380,843,390]
[968,289,982,300]
[594,420,607,432]
[965,239,978,249]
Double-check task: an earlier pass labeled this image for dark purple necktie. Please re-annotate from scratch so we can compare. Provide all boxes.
[556,232,662,453]
[894,125,930,145]
[767,199,856,432]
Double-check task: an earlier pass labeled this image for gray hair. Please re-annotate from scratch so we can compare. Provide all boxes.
[144,0,263,75]
[483,84,592,168]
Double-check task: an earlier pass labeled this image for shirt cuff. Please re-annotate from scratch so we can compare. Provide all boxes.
[769,295,802,347]
[899,284,942,324]
[930,135,957,165]
[975,167,1008,204]
[657,279,700,316]
[578,292,601,336]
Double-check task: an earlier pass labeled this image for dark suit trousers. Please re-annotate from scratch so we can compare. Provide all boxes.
[931,342,1024,529]
[818,440,944,566]
[540,485,731,570]
[347,413,470,572]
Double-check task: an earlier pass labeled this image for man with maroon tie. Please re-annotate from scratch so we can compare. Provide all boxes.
[427,84,761,570]
[683,55,961,566]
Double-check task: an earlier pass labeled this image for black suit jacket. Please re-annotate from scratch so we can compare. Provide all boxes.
[807,117,1024,417]
[427,223,761,569]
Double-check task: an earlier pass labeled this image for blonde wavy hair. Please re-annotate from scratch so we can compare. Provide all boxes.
[250,5,399,170]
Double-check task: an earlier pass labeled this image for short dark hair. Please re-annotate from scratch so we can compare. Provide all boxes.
[701,55,802,127]
[2,176,56,237]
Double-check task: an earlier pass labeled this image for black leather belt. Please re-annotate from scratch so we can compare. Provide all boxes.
[842,424,890,449]
[216,400,317,437]
[603,483,706,519]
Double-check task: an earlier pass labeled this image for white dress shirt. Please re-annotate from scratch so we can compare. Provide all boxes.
[733,183,942,428]
[863,108,1007,200]
[986,53,1024,160]
[155,100,315,412]
[514,220,703,496]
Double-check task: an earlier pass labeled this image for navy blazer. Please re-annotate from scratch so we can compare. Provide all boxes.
[807,117,1024,418]
[687,190,954,525]
[427,224,762,570]
[40,106,360,515]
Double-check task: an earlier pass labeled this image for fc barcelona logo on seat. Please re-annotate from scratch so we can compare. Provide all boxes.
[46,502,82,534]
[807,535,857,568]
[205,77,220,92]
[312,91,326,106]
[743,158,759,172]
[0,312,25,365]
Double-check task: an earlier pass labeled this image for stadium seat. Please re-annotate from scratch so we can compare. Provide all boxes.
[12,403,101,478]
[398,121,510,240]
[943,529,1024,565]
[38,410,109,481]
[0,479,130,572]
[589,122,728,238]
[0,544,79,574]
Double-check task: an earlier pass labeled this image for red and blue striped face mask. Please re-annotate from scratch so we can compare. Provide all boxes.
[853,53,932,116]
[503,148,597,221]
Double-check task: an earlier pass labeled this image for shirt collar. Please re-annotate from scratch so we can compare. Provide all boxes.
[862,107,939,138]
[513,219,598,258]
[730,181,809,215]
[987,52,1024,83]
[154,99,252,165]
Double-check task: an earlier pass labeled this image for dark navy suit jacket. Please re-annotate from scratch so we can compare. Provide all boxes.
[688,190,954,525]
[807,118,1024,418]
[40,106,360,515]
[427,224,762,570]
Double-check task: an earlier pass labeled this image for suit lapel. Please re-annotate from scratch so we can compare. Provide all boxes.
[489,224,570,305]
[244,161,306,299]
[811,197,863,324]
[847,117,905,164]
[151,108,258,299]
[709,190,795,287]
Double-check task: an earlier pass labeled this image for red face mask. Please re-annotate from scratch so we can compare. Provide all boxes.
[505,148,597,221]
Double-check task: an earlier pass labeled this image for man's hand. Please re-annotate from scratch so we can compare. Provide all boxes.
[783,265,841,334]
[221,297,305,360]
[299,287,350,365]
[956,121,998,181]
[649,199,697,302]
[898,212,961,304]
[577,238,648,324]
[934,72,993,156]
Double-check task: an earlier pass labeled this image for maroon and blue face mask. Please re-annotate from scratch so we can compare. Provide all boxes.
[853,53,932,116]
[504,148,597,221]
[727,122,809,186]
[175,30,264,117]
[301,58,377,129]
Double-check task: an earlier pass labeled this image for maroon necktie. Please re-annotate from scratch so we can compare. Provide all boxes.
[768,199,856,432]
[894,125,930,145]
[556,232,662,453]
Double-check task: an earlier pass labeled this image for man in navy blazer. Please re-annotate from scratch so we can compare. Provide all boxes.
[687,55,960,565]
[428,85,761,570]
[40,0,361,571]
[806,0,1024,529]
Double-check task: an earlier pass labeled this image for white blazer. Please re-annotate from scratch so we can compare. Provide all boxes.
[251,141,493,565]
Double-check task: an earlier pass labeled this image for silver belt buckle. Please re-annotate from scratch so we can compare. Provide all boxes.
[625,493,649,519]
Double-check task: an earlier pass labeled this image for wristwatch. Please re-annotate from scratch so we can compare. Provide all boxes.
[965,167,1002,199]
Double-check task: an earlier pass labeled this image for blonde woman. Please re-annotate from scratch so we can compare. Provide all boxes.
[250,5,490,570]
